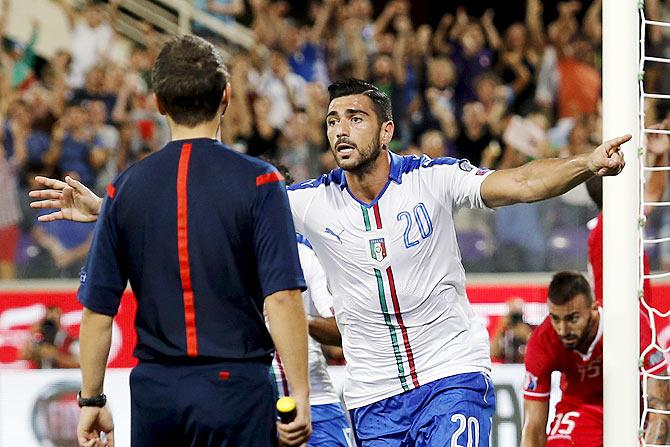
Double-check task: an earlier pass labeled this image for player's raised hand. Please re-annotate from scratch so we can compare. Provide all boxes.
[77,406,114,447]
[588,134,631,176]
[29,176,103,223]
[276,395,312,447]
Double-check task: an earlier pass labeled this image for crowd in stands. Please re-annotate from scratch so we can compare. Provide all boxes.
[0,0,668,280]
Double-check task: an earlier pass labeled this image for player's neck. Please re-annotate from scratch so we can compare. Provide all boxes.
[576,310,600,355]
[345,151,391,204]
[168,118,220,142]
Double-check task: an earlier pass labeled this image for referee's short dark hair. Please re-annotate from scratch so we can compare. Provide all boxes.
[547,271,594,306]
[152,35,229,127]
[328,79,393,124]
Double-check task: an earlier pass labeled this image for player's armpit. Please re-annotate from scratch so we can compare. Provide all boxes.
[645,374,670,445]
[521,399,549,447]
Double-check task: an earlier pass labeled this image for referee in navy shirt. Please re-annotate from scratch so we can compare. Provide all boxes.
[75,36,311,447]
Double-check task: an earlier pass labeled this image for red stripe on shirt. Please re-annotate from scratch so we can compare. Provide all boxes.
[177,143,198,357]
[256,171,285,186]
[106,184,116,199]
[386,266,420,388]
[275,353,290,396]
[373,203,382,229]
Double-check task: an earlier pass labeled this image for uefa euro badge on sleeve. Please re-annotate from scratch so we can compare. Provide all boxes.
[369,238,387,262]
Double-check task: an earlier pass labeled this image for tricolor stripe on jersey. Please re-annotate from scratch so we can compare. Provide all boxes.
[362,204,420,390]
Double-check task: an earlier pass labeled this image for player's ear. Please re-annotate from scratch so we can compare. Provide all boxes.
[155,94,166,116]
[380,120,394,147]
[219,82,232,117]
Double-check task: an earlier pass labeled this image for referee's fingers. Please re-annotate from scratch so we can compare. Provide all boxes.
[278,431,310,446]
[35,176,67,190]
[37,211,65,222]
[105,430,114,447]
[29,189,62,199]
[276,421,310,446]
[78,435,100,447]
[31,199,63,209]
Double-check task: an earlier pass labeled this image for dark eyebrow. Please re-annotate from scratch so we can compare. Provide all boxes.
[325,109,370,119]
[344,108,369,116]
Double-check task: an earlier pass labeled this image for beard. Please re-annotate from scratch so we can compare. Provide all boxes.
[563,312,595,351]
[335,133,382,176]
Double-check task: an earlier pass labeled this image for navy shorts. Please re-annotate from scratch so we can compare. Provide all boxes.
[350,372,495,447]
[130,360,276,447]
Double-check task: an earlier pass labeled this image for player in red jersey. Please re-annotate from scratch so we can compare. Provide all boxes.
[520,271,669,447]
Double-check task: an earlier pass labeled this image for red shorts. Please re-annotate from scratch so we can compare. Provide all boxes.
[546,403,603,447]
[0,225,19,262]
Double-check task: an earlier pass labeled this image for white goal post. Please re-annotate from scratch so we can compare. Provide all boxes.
[602,0,640,445]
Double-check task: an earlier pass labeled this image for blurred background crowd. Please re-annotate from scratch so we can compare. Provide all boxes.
[1,0,669,281]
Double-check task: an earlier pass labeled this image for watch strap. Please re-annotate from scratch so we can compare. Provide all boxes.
[77,391,107,408]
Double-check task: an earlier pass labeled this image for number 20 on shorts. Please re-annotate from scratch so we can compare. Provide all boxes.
[451,414,480,447]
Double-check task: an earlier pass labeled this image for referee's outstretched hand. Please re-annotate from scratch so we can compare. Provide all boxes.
[29,175,103,223]
[77,406,114,447]
[277,395,312,447]
[588,134,631,177]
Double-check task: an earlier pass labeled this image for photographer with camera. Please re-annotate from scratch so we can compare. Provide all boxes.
[491,297,534,363]
[20,306,79,369]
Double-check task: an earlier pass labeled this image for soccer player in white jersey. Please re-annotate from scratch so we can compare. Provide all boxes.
[271,235,352,447]
[30,78,628,446]
[286,79,627,446]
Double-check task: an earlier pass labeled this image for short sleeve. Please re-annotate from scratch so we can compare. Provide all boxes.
[426,158,494,210]
[523,328,554,401]
[298,243,334,318]
[252,170,306,298]
[287,189,308,235]
[77,191,127,316]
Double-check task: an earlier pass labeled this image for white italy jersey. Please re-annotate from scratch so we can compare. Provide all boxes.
[271,237,341,406]
[288,151,494,409]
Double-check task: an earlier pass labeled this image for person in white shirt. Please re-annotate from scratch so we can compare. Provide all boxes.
[58,0,119,88]
[29,78,628,447]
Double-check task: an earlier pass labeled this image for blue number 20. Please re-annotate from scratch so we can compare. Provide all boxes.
[397,203,433,248]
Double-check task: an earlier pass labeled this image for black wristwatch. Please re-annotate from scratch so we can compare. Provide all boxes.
[77,391,107,408]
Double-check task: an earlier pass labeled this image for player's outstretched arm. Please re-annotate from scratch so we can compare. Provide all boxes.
[29,176,103,222]
[481,134,630,208]
[520,399,549,447]
[645,373,670,445]
[266,289,312,446]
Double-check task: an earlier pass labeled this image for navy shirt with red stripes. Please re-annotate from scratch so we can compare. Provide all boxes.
[78,138,306,363]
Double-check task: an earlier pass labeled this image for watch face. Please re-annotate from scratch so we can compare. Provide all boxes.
[31,380,80,446]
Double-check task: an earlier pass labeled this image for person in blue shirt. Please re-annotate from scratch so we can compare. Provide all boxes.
[59,35,311,447]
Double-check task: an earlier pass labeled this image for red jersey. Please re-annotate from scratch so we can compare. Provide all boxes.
[523,308,666,407]
[588,213,652,305]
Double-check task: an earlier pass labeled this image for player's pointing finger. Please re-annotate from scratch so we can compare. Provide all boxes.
[603,134,632,156]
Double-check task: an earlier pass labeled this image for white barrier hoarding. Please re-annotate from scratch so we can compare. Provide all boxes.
[0,365,559,447]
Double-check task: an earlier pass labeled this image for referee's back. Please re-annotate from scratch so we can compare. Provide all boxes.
[79,138,304,362]
[74,35,311,447]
